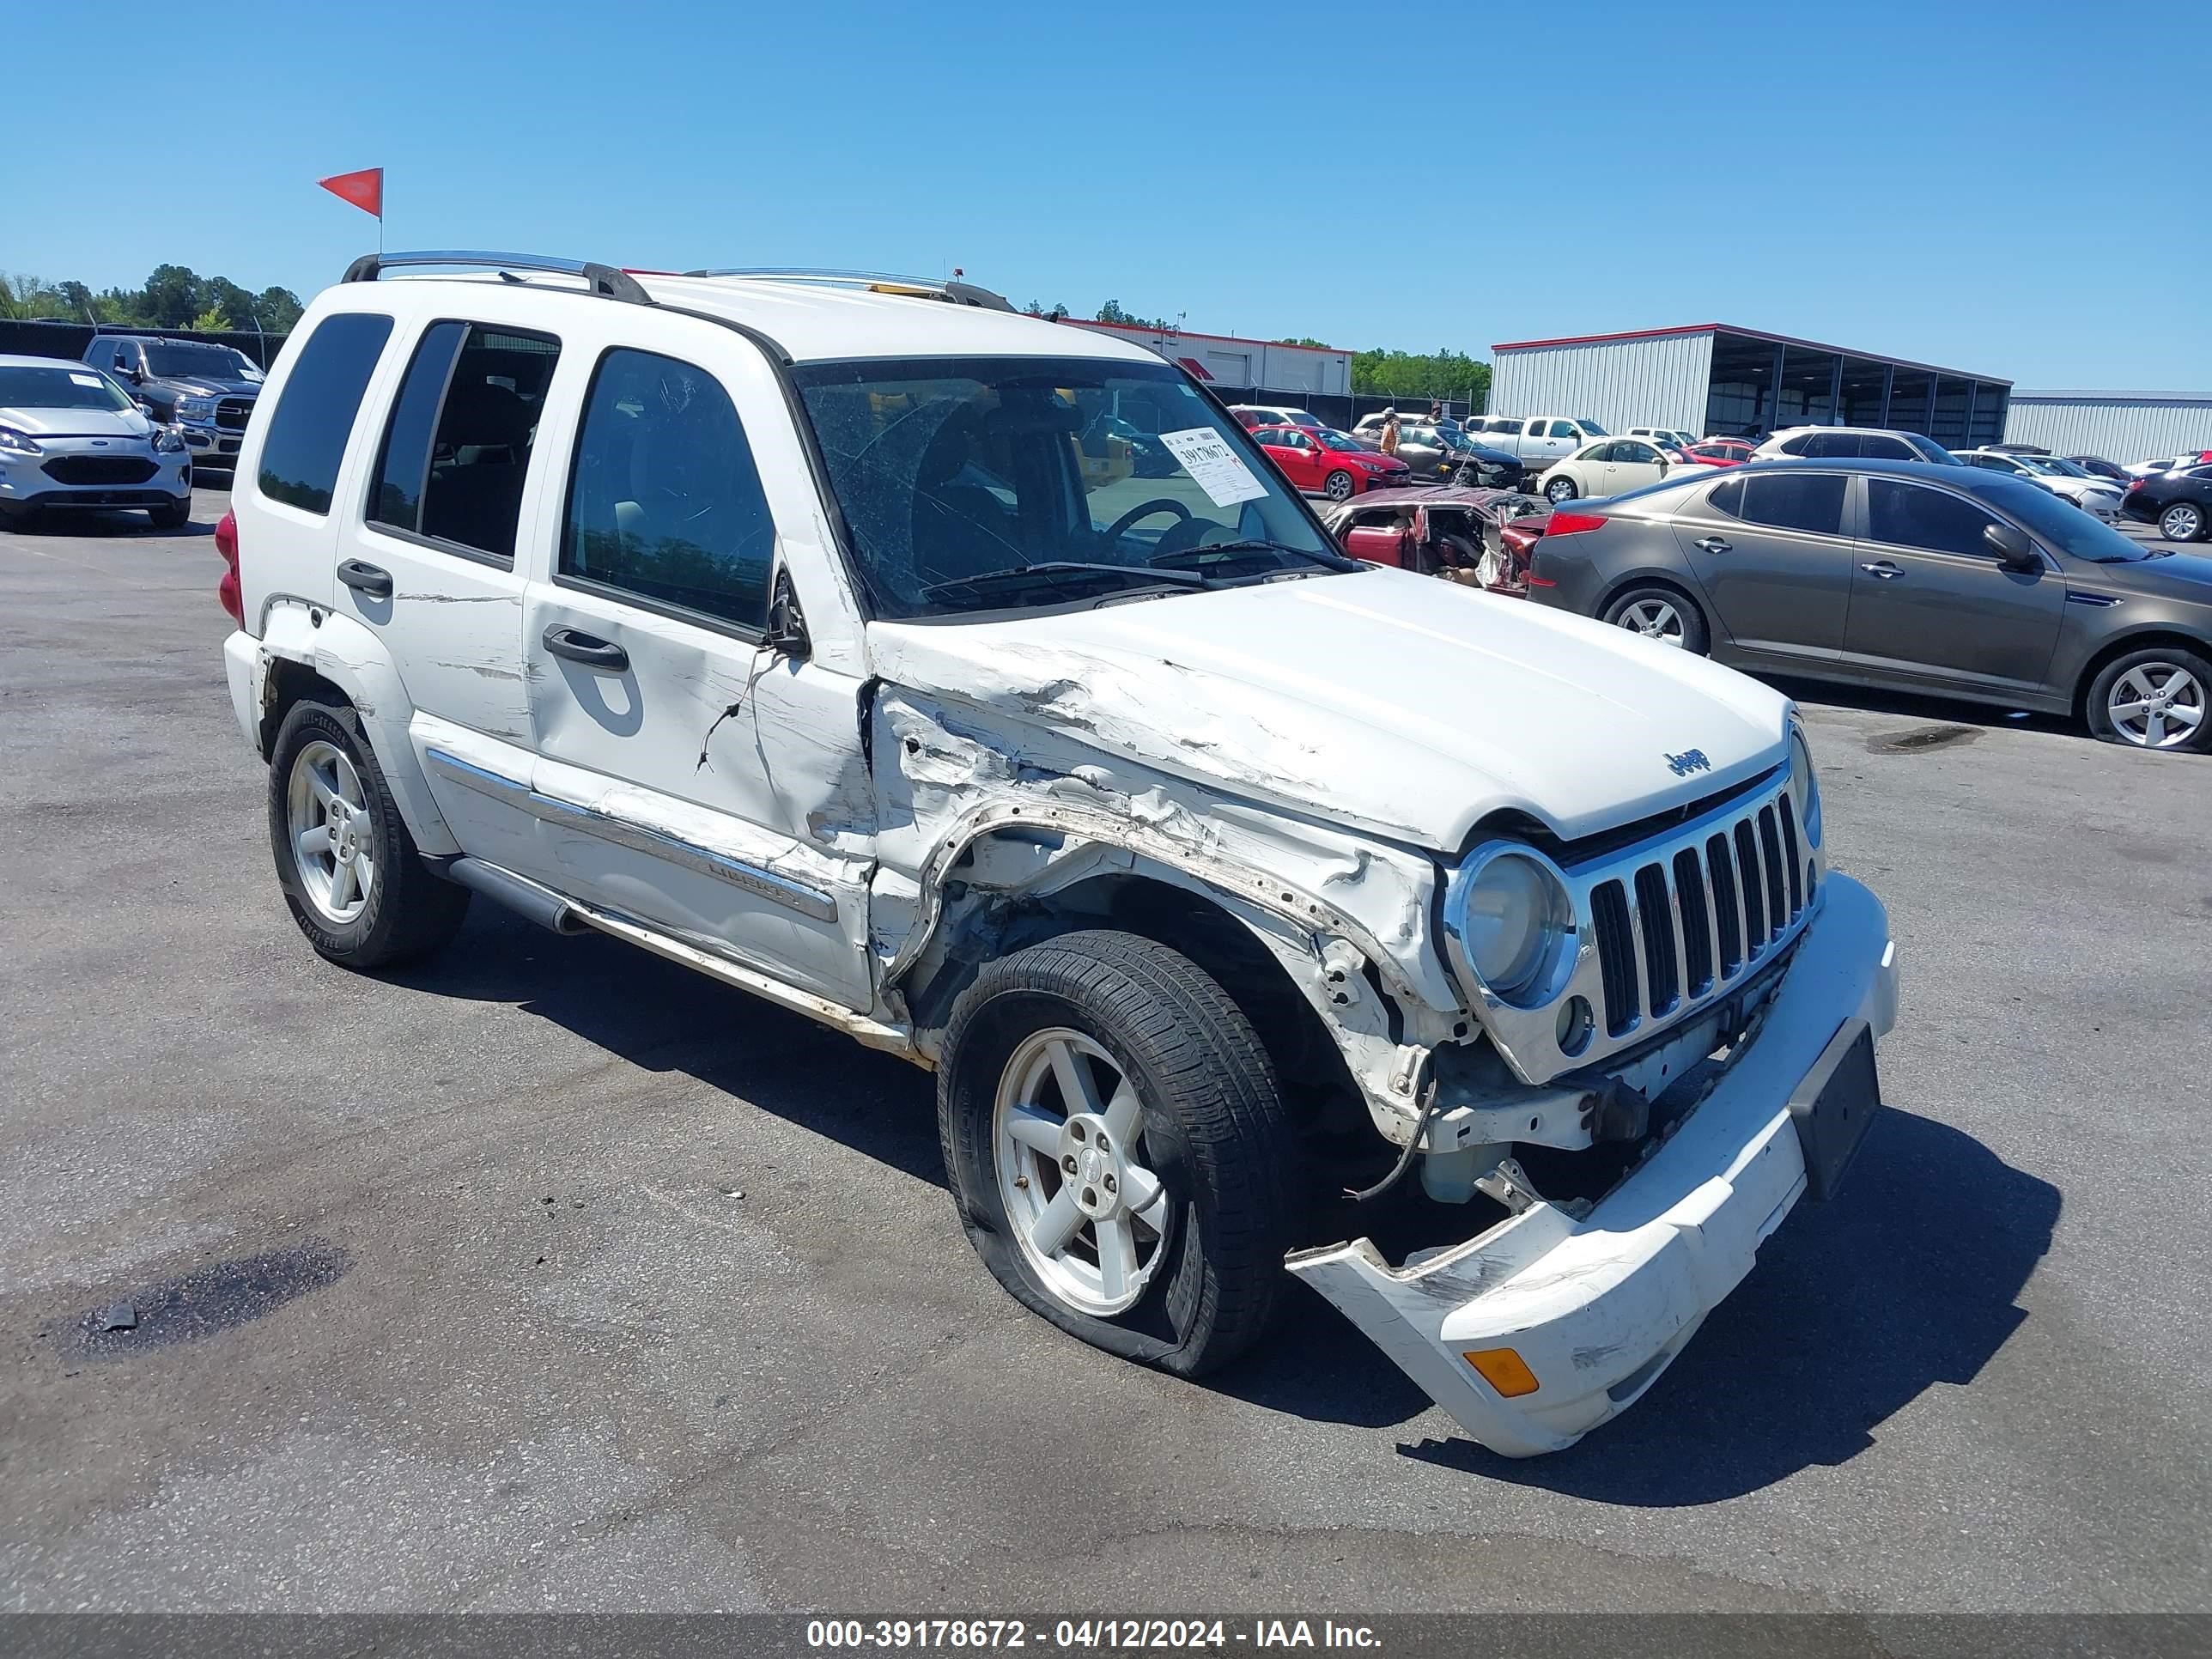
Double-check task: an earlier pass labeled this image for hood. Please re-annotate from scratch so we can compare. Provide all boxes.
[0,404,154,441]
[2087,551,2212,597]
[158,377,260,398]
[869,567,1791,851]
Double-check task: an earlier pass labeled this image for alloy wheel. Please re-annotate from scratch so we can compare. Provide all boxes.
[994,1027,1172,1317]
[1618,598,1686,647]
[2161,504,2203,541]
[285,738,377,923]
[2106,662,2206,750]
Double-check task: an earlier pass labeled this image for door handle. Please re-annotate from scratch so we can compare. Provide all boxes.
[337,560,392,599]
[541,624,629,672]
[1694,537,1731,554]
[1859,561,1902,580]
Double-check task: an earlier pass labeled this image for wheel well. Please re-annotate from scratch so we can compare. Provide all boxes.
[908,870,1359,1127]
[2072,630,2212,720]
[258,658,349,757]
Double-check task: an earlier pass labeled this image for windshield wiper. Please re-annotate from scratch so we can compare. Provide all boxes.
[923,562,1211,603]
[1148,539,1362,574]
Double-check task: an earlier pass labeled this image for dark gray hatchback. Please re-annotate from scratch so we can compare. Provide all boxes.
[1525,459,2212,753]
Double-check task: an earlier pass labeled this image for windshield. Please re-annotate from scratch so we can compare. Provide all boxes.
[1982,476,2150,562]
[1577,419,1608,436]
[794,356,1348,619]
[143,342,255,380]
[2025,455,2091,478]
[0,365,135,413]
[1314,428,1363,449]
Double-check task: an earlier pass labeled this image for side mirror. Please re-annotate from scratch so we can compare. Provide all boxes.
[1984,522,2040,573]
[764,569,811,658]
[123,362,144,384]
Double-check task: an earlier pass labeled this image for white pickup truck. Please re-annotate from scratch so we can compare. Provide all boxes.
[215,252,1899,1457]
[1463,413,1613,471]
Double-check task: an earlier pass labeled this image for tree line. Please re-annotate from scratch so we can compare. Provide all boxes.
[0,266,306,335]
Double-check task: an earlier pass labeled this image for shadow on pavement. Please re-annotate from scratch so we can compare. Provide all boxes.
[20,507,215,539]
[388,904,947,1188]
[1395,1105,2057,1501]
[1765,673,2075,739]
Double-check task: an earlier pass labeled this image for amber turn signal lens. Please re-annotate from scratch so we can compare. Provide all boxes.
[1463,1346,1540,1398]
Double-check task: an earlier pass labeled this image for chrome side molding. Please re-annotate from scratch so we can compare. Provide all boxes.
[423,747,839,923]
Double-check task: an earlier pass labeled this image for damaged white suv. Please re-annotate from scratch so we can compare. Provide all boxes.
[217,252,1899,1456]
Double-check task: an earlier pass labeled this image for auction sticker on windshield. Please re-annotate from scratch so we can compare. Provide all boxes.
[70,372,105,388]
[1155,428,1268,507]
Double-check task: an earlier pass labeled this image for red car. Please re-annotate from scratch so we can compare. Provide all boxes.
[1686,438,1755,466]
[1250,424,1411,501]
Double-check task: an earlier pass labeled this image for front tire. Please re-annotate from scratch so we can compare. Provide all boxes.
[939,930,1302,1379]
[1323,470,1355,502]
[266,699,471,968]
[0,501,39,532]
[1544,474,1579,503]
[149,497,191,531]
[2159,501,2207,542]
[1603,584,1710,653]
[2085,646,2212,752]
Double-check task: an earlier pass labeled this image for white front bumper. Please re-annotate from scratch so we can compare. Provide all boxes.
[1287,872,1899,1458]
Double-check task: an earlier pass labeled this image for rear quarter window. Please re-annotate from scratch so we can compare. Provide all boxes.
[256,312,395,514]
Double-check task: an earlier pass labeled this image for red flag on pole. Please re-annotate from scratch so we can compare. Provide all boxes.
[317,168,384,218]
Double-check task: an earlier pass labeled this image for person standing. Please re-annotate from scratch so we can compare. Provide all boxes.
[1379,407,1401,458]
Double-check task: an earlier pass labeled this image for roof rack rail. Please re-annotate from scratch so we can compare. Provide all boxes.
[683,267,1016,313]
[341,251,652,306]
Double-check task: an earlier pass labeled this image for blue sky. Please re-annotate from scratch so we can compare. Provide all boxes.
[8,1,2208,389]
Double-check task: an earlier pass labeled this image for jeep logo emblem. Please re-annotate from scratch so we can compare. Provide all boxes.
[1665,749,1711,776]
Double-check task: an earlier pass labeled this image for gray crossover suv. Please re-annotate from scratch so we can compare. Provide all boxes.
[1525,459,2212,752]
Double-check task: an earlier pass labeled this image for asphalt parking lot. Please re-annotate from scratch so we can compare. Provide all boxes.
[3,479,2209,1615]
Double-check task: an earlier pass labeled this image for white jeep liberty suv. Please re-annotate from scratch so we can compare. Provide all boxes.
[216,252,1899,1457]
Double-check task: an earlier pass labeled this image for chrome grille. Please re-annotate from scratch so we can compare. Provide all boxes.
[1591,783,1811,1040]
[1445,758,1823,1085]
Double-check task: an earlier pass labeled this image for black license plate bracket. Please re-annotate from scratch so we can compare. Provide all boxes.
[1788,1018,1881,1202]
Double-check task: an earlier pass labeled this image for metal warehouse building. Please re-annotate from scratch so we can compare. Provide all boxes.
[1068,319,1352,400]
[2002,392,2212,463]
[1489,324,2013,447]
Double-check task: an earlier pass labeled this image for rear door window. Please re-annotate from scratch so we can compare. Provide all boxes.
[255,311,395,514]
[559,348,776,632]
[1865,480,2008,558]
[367,322,560,560]
[1739,472,1847,534]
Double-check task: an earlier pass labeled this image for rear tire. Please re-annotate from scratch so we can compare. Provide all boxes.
[266,698,471,969]
[2158,501,2206,542]
[2085,646,2212,752]
[1603,584,1710,653]
[939,930,1302,1379]
[1544,474,1579,503]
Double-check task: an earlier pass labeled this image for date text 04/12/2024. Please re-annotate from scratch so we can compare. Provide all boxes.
[804,1620,1382,1650]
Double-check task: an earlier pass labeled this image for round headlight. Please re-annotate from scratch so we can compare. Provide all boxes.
[1789,724,1822,847]
[1449,848,1575,1006]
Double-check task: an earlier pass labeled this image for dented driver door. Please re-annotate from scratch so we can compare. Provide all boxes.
[513,319,877,1012]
